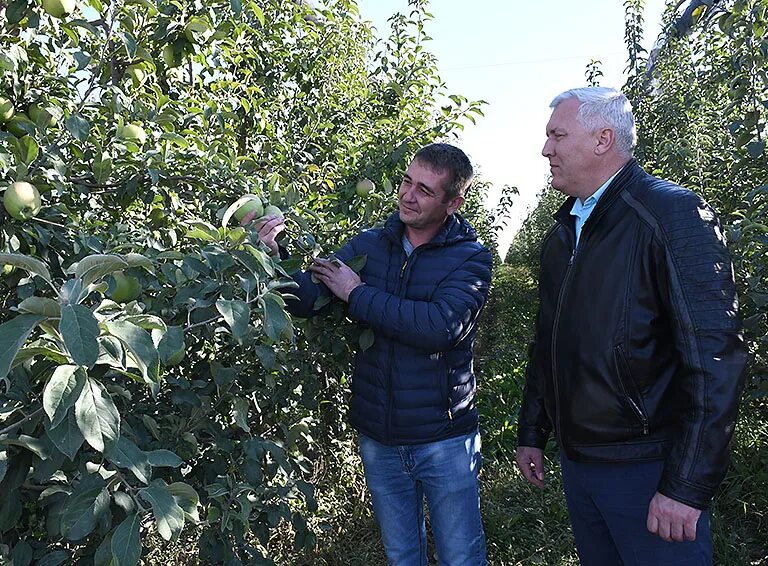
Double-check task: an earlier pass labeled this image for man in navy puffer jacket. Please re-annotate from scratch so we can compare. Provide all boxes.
[250,143,492,565]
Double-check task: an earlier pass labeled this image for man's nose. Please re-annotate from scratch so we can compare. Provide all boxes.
[542,138,553,157]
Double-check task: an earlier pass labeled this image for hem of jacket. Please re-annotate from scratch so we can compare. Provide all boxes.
[561,437,671,463]
[352,420,479,446]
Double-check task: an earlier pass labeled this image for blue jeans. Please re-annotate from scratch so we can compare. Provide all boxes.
[358,430,487,566]
[560,454,712,566]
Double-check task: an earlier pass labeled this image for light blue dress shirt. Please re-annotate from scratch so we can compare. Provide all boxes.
[570,171,620,247]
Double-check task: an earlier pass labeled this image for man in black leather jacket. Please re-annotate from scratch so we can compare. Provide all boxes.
[515,87,747,565]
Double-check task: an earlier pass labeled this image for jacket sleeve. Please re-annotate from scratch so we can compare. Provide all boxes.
[516,311,552,449]
[655,195,747,509]
[345,247,493,352]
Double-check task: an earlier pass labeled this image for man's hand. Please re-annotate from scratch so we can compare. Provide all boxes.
[646,492,701,542]
[241,213,284,256]
[309,257,362,302]
[515,446,545,488]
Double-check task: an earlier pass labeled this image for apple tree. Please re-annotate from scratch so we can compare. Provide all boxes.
[0,0,487,563]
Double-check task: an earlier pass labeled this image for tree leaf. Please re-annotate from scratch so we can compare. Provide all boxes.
[93,152,113,184]
[12,540,33,566]
[0,253,52,286]
[105,436,151,485]
[60,475,109,540]
[65,114,91,142]
[18,136,39,165]
[146,449,183,468]
[75,377,120,452]
[46,410,85,460]
[93,531,113,566]
[0,314,45,380]
[359,328,375,351]
[1,435,50,460]
[261,292,292,342]
[139,480,185,541]
[111,513,142,566]
[231,396,250,432]
[69,254,129,287]
[5,0,31,25]
[0,448,7,484]
[60,304,99,368]
[346,254,368,273]
[12,346,69,369]
[168,482,200,523]
[105,321,160,385]
[44,365,87,427]
[124,252,154,273]
[157,325,185,365]
[16,297,61,318]
[36,550,71,566]
[216,299,250,342]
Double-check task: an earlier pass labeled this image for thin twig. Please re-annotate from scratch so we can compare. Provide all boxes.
[0,407,44,436]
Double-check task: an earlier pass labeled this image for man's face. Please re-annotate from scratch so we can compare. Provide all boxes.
[398,159,463,230]
[542,98,600,198]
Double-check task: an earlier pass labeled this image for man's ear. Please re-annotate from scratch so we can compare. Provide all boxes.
[595,127,615,155]
[447,195,465,215]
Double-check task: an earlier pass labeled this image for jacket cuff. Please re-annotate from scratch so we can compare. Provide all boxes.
[347,283,370,321]
[657,474,715,510]
[516,425,549,449]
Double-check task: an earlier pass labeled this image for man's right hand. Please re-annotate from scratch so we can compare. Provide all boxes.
[515,446,546,488]
[241,213,285,256]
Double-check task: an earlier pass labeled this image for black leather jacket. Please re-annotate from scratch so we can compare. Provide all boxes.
[518,160,747,510]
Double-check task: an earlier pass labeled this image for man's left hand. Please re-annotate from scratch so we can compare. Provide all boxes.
[309,257,362,303]
[646,492,701,542]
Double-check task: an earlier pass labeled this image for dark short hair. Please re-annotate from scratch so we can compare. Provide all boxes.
[413,143,473,201]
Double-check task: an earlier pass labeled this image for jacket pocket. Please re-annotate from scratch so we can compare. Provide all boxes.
[435,352,453,426]
[613,345,649,435]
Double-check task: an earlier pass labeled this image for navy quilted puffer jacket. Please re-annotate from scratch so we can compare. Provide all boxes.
[289,212,493,445]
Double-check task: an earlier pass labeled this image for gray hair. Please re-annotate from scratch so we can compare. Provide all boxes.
[551,87,637,157]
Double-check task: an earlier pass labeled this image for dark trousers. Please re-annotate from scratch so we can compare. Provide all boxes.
[560,454,712,566]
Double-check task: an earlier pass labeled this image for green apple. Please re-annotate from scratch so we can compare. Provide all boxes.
[234,199,264,223]
[109,271,142,303]
[126,64,147,87]
[29,102,58,129]
[3,181,42,221]
[2,264,16,276]
[0,97,14,123]
[42,0,76,18]
[162,44,182,68]
[262,204,284,219]
[355,178,375,197]
[117,123,147,145]
[5,114,35,138]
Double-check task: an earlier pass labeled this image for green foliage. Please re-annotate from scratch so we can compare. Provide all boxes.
[0,0,489,562]
[479,1,768,562]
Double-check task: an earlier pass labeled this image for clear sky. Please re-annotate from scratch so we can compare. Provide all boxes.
[357,0,669,257]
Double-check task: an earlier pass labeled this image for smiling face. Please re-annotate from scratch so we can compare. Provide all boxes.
[542,97,603,200]
[398,158,464,235]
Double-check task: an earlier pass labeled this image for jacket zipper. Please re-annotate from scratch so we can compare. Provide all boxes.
[614,346,649,435]
[551,229,577,447]
[387,248,417,440]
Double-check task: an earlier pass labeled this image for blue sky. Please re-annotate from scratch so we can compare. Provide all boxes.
[357,0,669,256]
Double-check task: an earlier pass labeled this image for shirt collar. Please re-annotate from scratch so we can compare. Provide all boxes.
[571,168,623,215]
